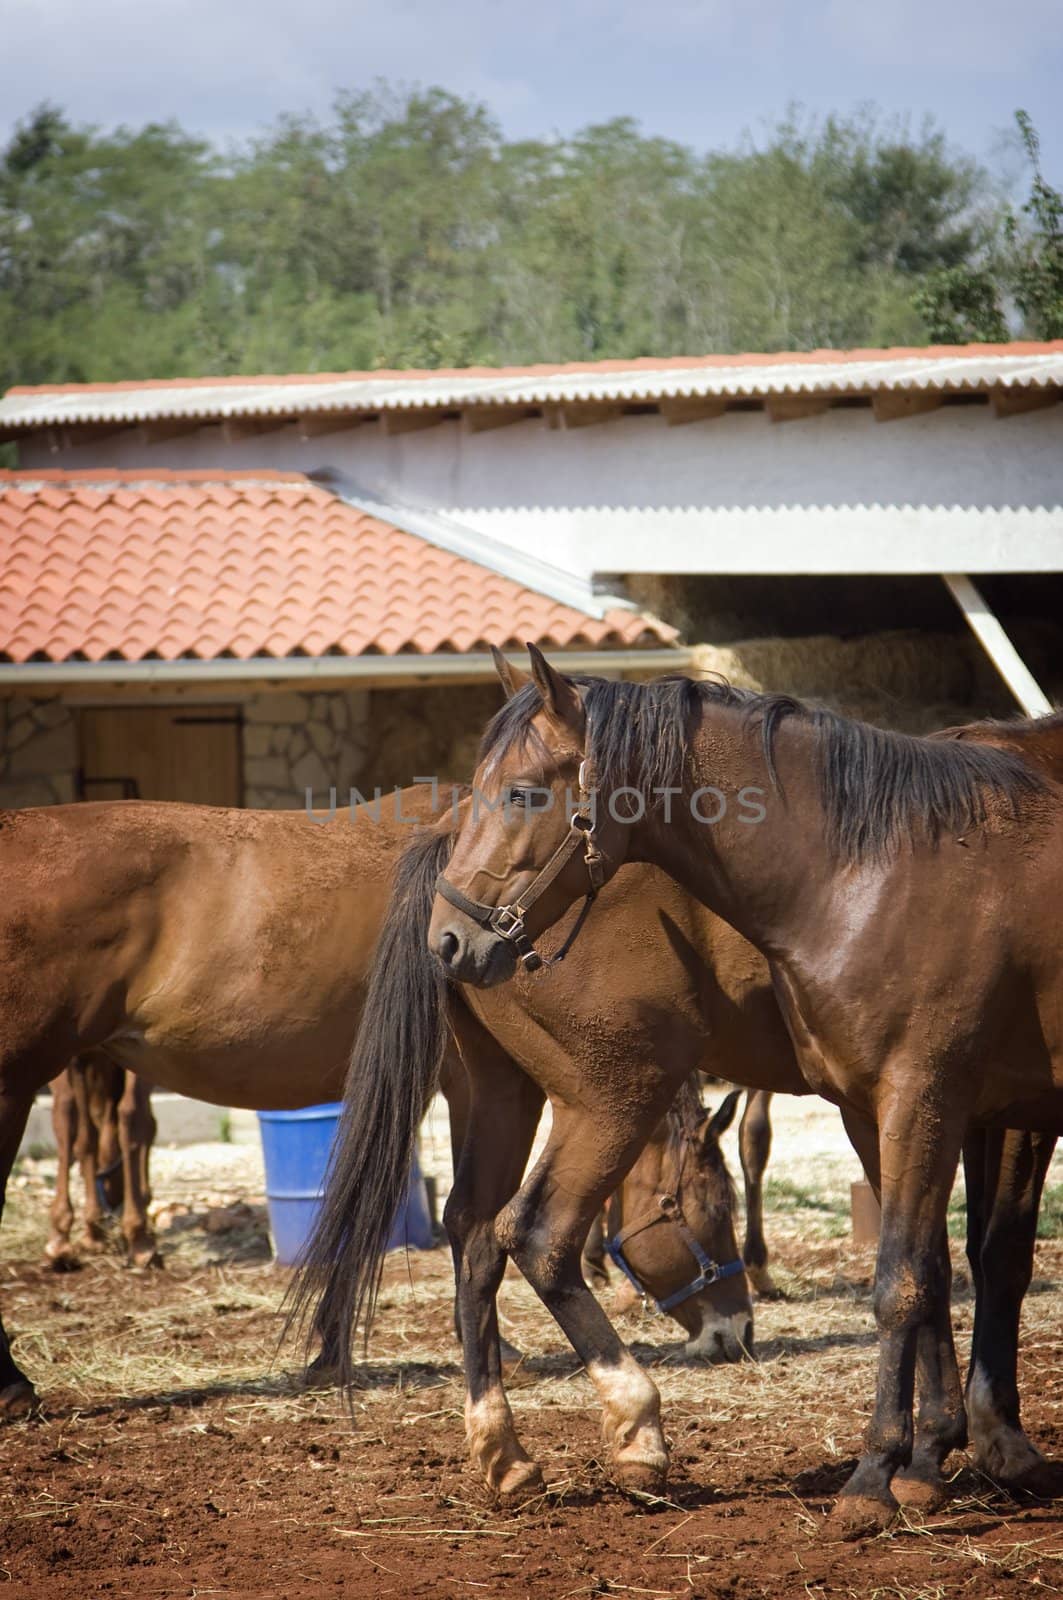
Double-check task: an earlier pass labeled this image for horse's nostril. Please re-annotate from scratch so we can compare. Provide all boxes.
[438,930,460,966]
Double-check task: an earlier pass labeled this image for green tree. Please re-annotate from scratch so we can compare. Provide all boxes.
[1007,110,1063,339]
[0,91,1044,392]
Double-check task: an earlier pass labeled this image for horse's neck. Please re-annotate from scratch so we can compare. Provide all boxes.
[1011,718,1063,784]
[636,709,831,957]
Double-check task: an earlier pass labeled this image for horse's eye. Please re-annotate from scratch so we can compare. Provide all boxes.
[506,787,529,808]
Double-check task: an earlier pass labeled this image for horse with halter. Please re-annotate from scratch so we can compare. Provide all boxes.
[423,649,1063,1536]
[0,786,747,1416]
[295,653,1060,1525]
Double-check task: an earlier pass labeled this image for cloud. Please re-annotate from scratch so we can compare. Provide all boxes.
[1,0,1060,172]
[822,0,1063,74]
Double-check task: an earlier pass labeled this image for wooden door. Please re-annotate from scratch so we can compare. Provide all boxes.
[79,706,242,806]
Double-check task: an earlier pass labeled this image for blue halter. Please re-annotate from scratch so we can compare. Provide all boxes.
[606,1192,745,1314]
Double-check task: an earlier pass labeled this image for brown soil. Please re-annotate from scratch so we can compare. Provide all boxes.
[4,1193,1063,1599]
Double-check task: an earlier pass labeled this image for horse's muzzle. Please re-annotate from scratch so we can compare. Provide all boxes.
[430,917,518,987]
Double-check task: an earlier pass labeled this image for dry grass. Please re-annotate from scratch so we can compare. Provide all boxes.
[8,1113,1063,1597]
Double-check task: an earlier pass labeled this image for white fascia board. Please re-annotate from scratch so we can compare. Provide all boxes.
[573,506,1063,577]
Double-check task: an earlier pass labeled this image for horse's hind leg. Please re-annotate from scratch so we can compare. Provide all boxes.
[118,1073,159,1268]
[0,1084,42,1416]
[965,1127,1057,1492]
[497,1094,676,1497]
[75,1061,111,1254]
[739,1090,780,1298]
[446,1006,545,1500]
[46,1071,79,1264]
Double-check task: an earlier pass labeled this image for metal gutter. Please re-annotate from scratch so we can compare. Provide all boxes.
[312,470,647,623]
[0,647,694,689]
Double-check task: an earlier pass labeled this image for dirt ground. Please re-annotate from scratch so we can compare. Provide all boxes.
[4,1108,1063,1600]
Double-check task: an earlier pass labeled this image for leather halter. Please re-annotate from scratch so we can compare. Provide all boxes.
[607,1192,745,1314]
[435,761,607,973]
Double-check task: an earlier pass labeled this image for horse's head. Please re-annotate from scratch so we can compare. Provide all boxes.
[611,1088,754,1364]
[429,647,629,985]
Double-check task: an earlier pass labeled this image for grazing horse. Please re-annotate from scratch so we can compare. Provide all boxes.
[425,648,1063,1535]
[0,788,749,1416]
[583,1088,779,1303]
[47,1057,157,1268]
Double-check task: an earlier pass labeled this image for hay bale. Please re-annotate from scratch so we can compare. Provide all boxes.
[690,630,974,706]
[686,629,1018,730]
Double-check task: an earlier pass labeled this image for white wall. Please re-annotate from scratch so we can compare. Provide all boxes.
[21,403,1063,578]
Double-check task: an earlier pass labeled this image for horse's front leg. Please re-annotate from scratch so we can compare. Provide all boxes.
[496,1096,675,1497]
[739,1090,779,1298]
[118,1073,159,1267]
[841,1105,967,1515]
[829,1082,966,1540]
[46,1071,78,1264]
[1,1083,41,1415]
[965,1126,1058,1491]
[74,1065,110,1255]
[446,1007,546,1501]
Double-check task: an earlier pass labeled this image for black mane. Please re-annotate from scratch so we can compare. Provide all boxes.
[481,673,1049,864]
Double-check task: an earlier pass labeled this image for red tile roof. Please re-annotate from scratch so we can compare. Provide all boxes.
[0,470,673,664]
[9,340,1063,397]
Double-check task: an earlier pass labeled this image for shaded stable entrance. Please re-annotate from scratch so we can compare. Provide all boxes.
[78,705,243,804]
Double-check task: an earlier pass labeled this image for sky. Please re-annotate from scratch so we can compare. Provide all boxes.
[3,0,1062,180]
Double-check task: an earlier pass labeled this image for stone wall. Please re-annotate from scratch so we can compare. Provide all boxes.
[361,683,504,790]
[0,696,78,807]
[242,689,370,809]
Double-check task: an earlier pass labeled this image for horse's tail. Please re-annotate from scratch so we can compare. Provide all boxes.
[285,824,453,1392]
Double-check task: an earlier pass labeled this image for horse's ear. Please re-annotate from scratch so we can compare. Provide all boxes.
[526,643,582,726]
[704,1089,741,1145]
[490,645,530,700]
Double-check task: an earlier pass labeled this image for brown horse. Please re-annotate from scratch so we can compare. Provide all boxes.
[0,788,749,1415]
[582,1088,778,1303]
[293,706,1057,1508]
[47,1058,157,1267]
[424,649,1063,1534]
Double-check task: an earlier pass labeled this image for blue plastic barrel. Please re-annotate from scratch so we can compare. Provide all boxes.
[257,1103,435,1266]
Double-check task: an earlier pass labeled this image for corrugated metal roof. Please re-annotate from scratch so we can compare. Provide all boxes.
[3,342,1062,429]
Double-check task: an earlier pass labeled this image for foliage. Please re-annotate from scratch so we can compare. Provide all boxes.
[0,93,1055,390]
[912,267,1010,345]
[1006,111,1063,340]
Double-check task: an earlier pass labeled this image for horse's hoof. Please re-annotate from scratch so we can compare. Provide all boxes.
[893,1469,948,1512]
[129,1245,163,1270]
[301,1355,340,1388]
[1008,1459,1063,1499]
[44,1242,80,1273]
[976,1446,1063,1499]
[746,1266,784,1301]
[495,1458,545,1505]
[610,1457,670,1499]
[0,1380,38,1421]
[824,1492,898,1541]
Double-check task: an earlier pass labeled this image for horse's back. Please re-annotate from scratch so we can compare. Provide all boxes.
[0,797,427,1094]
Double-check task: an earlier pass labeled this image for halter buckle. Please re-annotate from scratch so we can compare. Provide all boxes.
[489,904,526,941]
